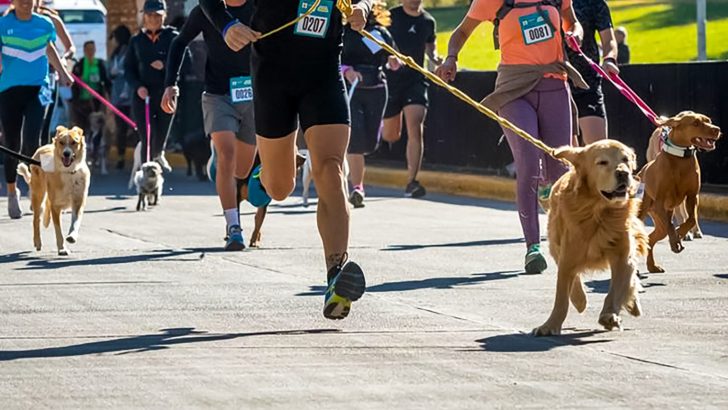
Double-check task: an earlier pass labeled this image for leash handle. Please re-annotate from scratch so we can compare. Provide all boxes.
[566,36,660,126]
[347,77,359,103]
[145,96,151,163]
[70,73,138,130]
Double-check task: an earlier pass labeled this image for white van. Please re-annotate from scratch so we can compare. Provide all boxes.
[46,0,107,58]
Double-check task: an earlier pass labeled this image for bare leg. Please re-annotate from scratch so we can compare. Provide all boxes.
[403,105,426,183]
[578,116,607,144]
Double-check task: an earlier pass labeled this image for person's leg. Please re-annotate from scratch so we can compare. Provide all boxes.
[257,132,297,200]
[21,89,47,159]
[403,104,426,183]
[579,116,607,144]
[575,84,607,144]
[116,106,131,168]
[131,96,148,162]
[0,88,24,197]
[538,82,573,185]
[347,90,368,191]
[382,114,402,143]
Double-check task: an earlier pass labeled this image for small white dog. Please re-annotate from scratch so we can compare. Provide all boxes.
[128,142,172,190]
[134,161,164,211]
[300,149,350,207]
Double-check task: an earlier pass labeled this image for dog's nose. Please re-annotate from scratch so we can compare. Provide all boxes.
[63,150,72,158]
[615,170,629,183]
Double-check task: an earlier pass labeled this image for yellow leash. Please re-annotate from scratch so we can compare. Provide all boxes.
[259,0,564,164]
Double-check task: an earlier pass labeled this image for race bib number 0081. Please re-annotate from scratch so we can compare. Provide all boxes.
[230,76,253,104]
[294,0,333,39]
[518,12,554,46]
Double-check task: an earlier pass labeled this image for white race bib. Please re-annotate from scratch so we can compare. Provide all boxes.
[294,0,333,39]
[519,12,555,46]
[229,76,253,104]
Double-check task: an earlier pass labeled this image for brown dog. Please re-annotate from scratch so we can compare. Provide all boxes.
[639,112,721,273]
[533,140,648,336]
[17,126,91,256]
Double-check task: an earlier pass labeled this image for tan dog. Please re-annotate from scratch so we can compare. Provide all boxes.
[17,126,91,256]
[639,111,721,273]
[645,112,721,241]
[533,140,648,336]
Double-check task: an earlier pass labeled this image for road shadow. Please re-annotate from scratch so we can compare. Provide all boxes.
[0,328,339,361]
[0,251,39,265]
[474,330,612,352]
[715,274,728,280]
[382,238,524,251]
[297,270,521,296]
[585,278,666,294]
[83,206,127,214]
[15,249,199,271]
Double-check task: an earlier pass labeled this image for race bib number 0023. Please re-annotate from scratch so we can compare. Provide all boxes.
[518,12,554,46]
[294,0,333,39]
[230,76,253,104]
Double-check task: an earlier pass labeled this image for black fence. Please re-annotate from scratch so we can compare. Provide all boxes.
[372,61,728,185]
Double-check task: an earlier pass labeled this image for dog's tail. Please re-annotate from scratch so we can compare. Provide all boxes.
[43,196,51,228]
[16,163,32,184]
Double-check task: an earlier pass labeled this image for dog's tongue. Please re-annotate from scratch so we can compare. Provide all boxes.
[692,137,717,151]
[62,157,73,167]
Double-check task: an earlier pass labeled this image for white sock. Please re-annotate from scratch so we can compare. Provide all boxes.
[224,208,240,229]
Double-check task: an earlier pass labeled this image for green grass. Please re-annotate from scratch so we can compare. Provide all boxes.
[428,0,728,70]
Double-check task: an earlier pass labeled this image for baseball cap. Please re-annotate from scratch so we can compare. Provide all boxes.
[142,0,166,14]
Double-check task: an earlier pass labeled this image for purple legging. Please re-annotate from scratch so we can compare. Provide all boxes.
[499,78,572,247]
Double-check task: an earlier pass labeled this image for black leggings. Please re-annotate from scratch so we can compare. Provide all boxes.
[0,86,46,184]
[349,86,387,155]
[131,89,172,162]
[115,105,134,159]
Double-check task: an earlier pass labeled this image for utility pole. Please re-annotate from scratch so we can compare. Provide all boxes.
[697,0,707,61]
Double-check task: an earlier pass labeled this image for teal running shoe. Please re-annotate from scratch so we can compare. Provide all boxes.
[323,260,366,320]
[525,244,547,274]
[224,225,245,251]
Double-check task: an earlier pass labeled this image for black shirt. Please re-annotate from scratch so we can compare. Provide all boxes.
[165,4,253,95]
[385,6,436,85]
[198,0,373,63]
[567,0,613,93]
[341,24,395,86]
[617,43,630,65]
[125,26,178,91]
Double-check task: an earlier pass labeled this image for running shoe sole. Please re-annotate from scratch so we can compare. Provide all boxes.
[324,262,366,320]
[405,186,426,198]
[349,191,365,208]
[525,255,547,275]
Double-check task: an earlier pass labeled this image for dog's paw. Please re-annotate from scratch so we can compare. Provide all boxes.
[693,230,703,239]
[624,297,642,317]
[669,239,684,254]
[683,232,694,242]
[58,248,70,256]
[598,313,623,331]
[34,239,42,251]
[532,323,562,337]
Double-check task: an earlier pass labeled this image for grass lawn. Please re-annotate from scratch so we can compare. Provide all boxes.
[428,0,728,70]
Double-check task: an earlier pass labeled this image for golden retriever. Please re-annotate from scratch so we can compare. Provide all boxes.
[17,126,91,256]
[533,140,648,336]
[645,111,721,241]
[639,111,721,273]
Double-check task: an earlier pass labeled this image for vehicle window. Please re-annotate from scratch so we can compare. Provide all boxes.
[57,10,105,24]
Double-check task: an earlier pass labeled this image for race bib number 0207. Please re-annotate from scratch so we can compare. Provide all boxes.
[230,76,253,104]
[518,12,554,45]
[294,0,333,39]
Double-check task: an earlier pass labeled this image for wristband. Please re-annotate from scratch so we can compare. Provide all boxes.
[222,19,240,39]
[341,65,353,74]
[603,57,617,65]
[446,55,458,62]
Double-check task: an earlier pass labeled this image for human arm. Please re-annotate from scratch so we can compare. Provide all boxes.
[198,0,260,51]
[47,42,73,86]
[436,17,480,82]
[561,4,584,44]
[47,12,75,59]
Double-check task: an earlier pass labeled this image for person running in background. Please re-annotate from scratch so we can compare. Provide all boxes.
[342,0,400,208]
[615,26,630,65]
[381,0,441,198]
[70,40,110,133]
[162,0,256,251]
[125,0,177,171]
[199,0,373,320]
[0,0,73,218]
[567,0,619,144]
[438,0,586,274]
[108,25,134,170]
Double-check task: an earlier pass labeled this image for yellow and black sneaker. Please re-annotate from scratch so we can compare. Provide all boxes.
[323,260,366,320]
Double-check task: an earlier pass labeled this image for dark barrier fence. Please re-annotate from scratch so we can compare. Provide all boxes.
[372,61,728,185]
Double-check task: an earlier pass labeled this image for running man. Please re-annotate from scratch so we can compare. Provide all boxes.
[199,0,372,319]
[162,0,256,251]
[381,0,441,198]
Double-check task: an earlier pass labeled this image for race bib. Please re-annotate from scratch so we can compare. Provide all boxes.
[635,182,645,200]
[362,29,384,54]
[230,76,253,104]
[39,85,53,107]
[294,0,333,39]
[518,12,555,46]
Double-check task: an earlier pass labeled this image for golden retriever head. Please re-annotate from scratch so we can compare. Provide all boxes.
[659,111,721,151]
[53,126,86,168]
[555,140,638,204]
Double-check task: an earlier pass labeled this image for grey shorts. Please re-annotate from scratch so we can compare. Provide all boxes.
[201,92,256,144]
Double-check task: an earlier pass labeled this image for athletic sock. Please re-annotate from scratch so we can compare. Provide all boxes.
[224,208,240,230]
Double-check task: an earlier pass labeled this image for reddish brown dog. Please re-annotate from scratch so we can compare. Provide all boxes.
[638,111,721,273]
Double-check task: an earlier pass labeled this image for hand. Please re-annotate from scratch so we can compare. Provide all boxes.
[223,22,261,51]
[150,60,164,70]
[137,86,149,100]
[58,69,74,87]
[161,86,179,114]
[348,4,368,32]
[344,69,362,84]
[63,48,75,60]
[387,56,401,71]
[602,59,620,76]
[436,56,458,82]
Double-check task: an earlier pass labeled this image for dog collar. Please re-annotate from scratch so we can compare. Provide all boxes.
[661,127,696,158]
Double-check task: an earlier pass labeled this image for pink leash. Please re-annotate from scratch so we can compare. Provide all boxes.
[70,73,138,130]
[144,96,151,162]
[566,36,660,126]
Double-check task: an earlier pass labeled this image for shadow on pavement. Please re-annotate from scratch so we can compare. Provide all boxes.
[297,270,521,296]
[586,279,666,294]
[474,330,612,352]
[0,328,340,361]
[83,206,128,214]
[382,238,523,251]
[14,249,199,271]
[715,274,728,280]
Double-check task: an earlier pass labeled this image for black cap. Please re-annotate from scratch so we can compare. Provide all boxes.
[142,0,166,14]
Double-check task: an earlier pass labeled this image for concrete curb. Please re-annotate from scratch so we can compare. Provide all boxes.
[364,165,728,223]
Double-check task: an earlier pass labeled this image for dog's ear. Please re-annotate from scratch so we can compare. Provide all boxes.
[553,146,583,166]
[626,147,638,172]
[659,111,695,128]
[55,125,67,136]
[70,126,84,136]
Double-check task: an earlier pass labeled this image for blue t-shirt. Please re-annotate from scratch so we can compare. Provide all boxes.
[0,13,56,93]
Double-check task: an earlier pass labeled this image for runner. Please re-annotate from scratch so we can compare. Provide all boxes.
[162,0,257,251]
[437,0,586,274]
[0,0,73,218]
[568,0,619,144]
[70,40,110,133]
[125,0,177,171]
[381,0,441,198]
[341,0,399,208]
[199,0,372,319]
